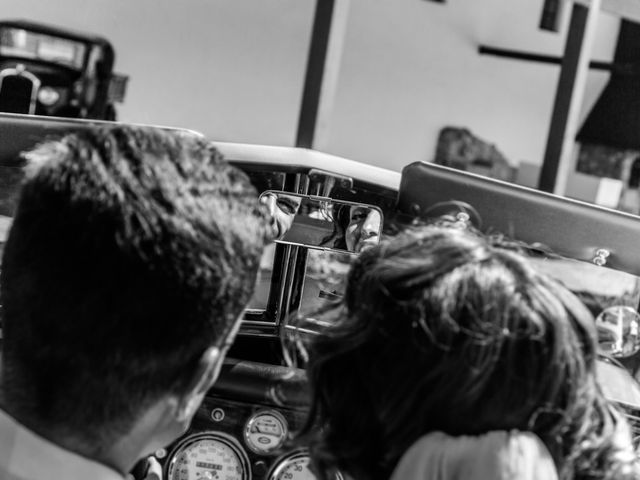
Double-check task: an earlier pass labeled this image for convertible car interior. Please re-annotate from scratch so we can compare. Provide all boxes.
[1,113,640,480]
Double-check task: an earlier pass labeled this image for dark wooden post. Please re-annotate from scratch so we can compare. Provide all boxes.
[296,0,334,148]
[538,0,601,194]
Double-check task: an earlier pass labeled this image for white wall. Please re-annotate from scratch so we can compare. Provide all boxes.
[3,0,314,146]
[320,0,620,170]
[2,0,621,172]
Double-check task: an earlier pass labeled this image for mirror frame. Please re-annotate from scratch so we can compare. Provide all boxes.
[261,190,384,254]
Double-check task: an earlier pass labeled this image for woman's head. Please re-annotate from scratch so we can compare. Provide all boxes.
[302,225,633,480]
[344,206,381,252]
[322,204,381,252]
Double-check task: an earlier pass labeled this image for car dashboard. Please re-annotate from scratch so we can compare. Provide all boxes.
[145,144,402,480]
[158,360,311,480]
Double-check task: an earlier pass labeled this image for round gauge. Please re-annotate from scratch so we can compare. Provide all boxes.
[244,409,289,454]
[166,432,251,480]
[269,451,343,480]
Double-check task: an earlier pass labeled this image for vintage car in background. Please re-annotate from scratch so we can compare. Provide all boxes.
[0,20,127,120]
[0,113,640,480]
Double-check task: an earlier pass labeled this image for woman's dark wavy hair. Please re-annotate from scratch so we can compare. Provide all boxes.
[299,225,637,480]
[320,204,351,250]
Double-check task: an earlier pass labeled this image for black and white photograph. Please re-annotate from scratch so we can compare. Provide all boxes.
[0,1,639,479]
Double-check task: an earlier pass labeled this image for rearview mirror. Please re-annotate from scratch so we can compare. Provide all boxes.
[260,190,383,253]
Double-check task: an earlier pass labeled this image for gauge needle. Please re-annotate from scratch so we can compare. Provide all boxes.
[254,425,278,435]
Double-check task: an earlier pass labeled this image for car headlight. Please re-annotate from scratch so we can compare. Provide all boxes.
[37,86,60,106]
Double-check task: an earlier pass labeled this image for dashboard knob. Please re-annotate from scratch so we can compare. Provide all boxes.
[253,460,268,476]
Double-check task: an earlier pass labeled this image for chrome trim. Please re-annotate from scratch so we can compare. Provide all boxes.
[268,450,344,480]
[217,142,401,190]
[0,65,41,114]
[166,431,252,480]
[243,409,288,455]
[0,112,205,137]
[593,248,611,266]
[239,321,279,338]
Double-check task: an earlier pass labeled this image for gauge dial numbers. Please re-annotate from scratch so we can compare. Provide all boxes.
[244,410,289,454]
[268,451,343,480]
[167,432,251,480]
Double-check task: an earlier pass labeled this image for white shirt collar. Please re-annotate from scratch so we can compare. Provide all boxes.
[0,408,124,480]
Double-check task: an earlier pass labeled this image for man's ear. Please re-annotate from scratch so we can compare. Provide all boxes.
[197,346,225,394]
[176,346,224,422]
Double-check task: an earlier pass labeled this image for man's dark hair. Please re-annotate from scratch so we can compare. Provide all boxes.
[0,126,268,443]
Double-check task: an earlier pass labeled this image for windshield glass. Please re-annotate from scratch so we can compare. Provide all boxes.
[530,255,640,315]
[0,27,86,69]
[300,249,351,314]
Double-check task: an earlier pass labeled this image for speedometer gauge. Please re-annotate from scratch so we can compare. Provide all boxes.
[269,451,343,480]
[167,432,251,480]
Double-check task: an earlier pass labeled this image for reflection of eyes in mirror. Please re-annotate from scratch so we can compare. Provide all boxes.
[277,196,302,215]
[261,192,303,240]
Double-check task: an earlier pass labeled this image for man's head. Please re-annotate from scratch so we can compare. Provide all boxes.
[261,192,302,240]
[324,204,382,252]
[0,126,268,454]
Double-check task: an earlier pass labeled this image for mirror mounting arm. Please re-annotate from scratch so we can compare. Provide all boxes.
[308,169,353,197]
